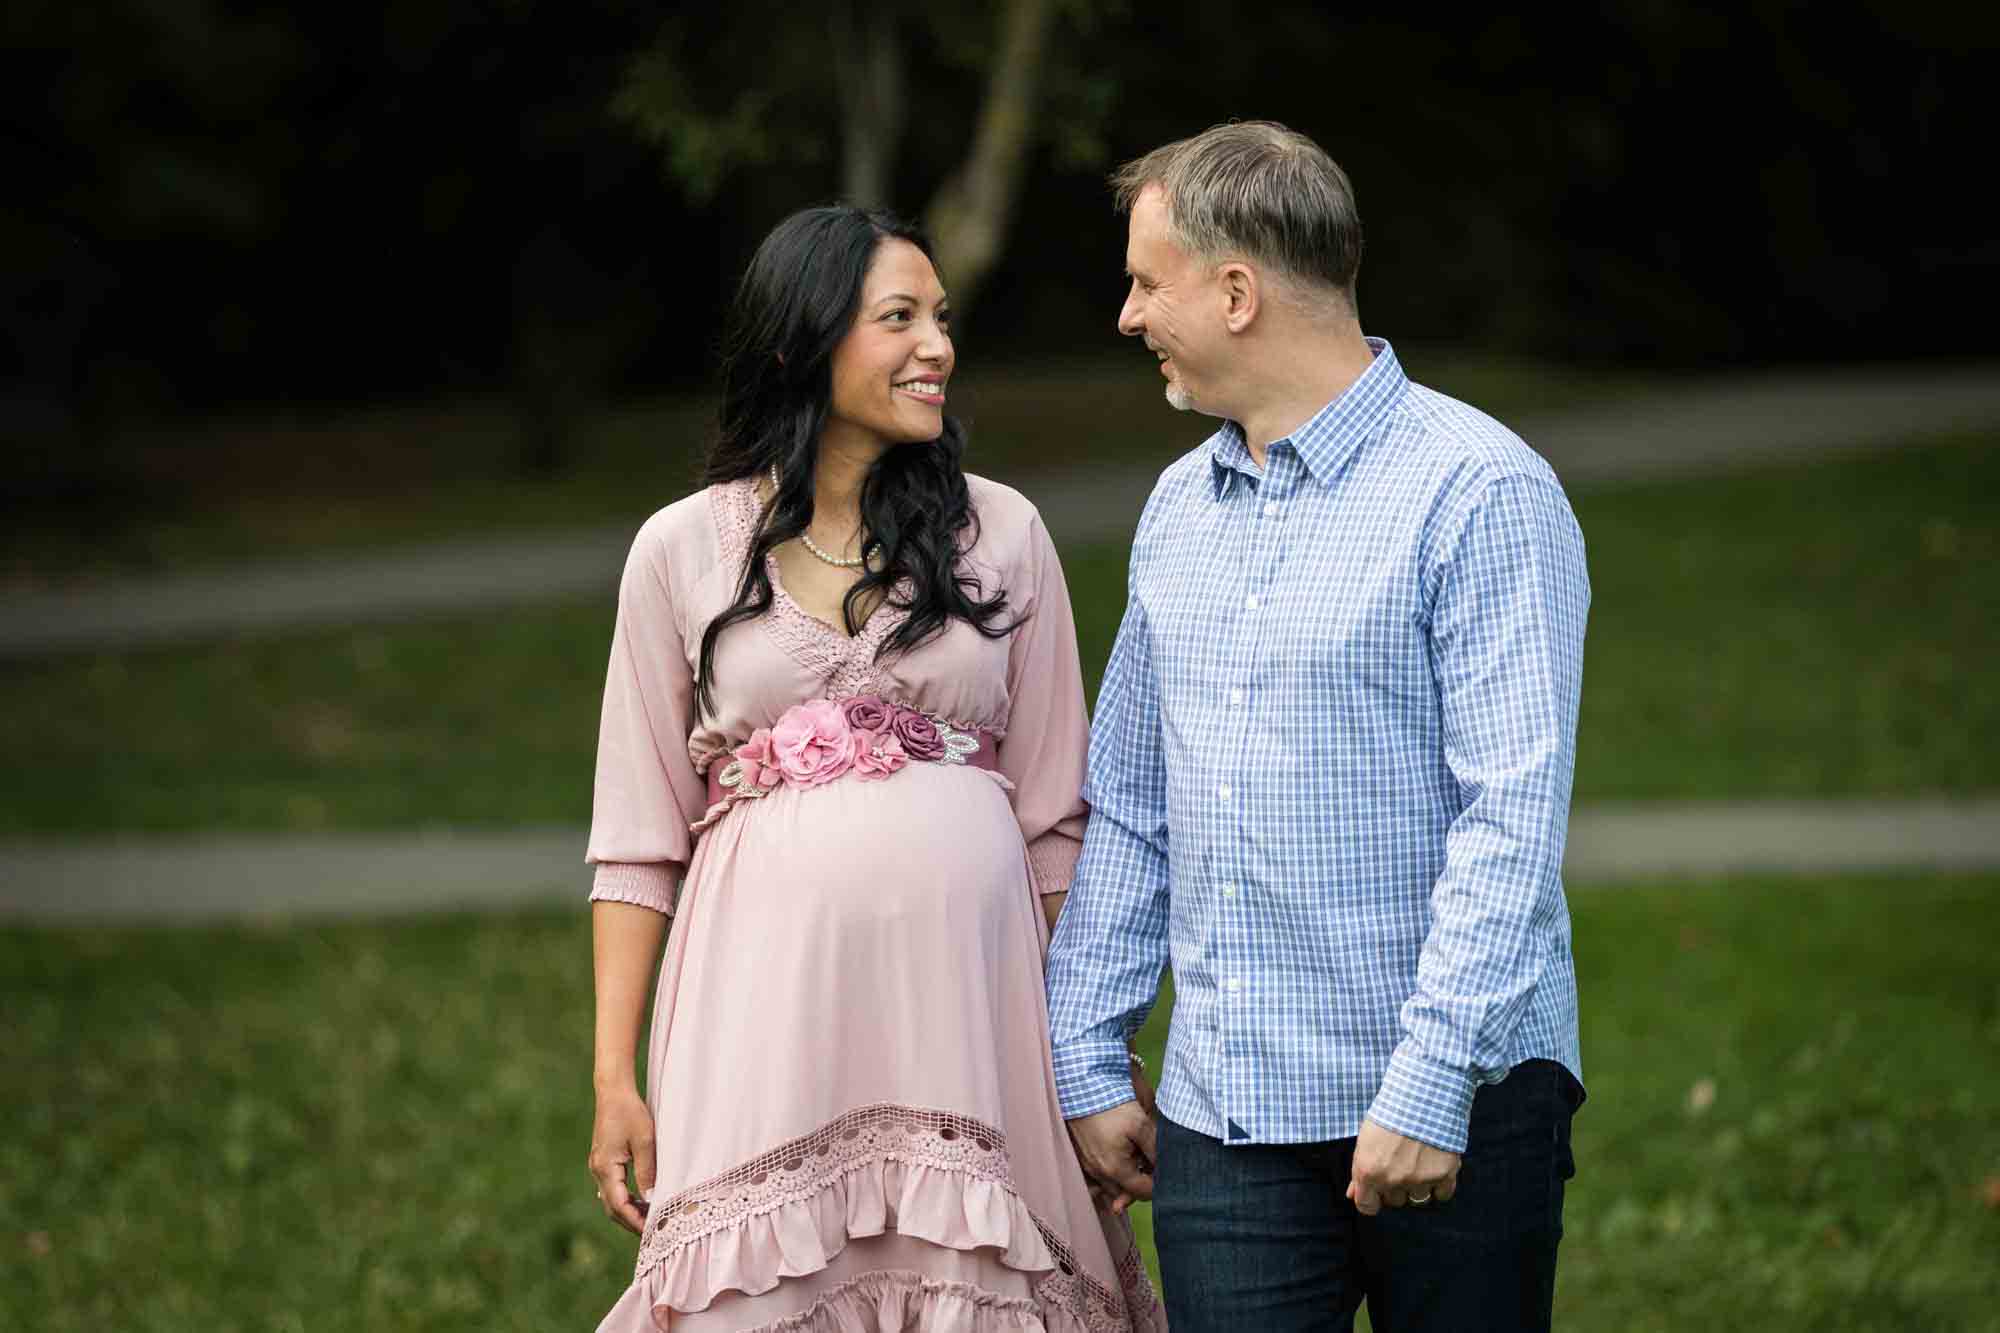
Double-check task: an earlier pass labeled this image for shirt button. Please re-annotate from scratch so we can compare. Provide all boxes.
[1262,502,1277,518]
[1221,883,1238,899]
[1244,594,1261,611]
[1216,783,1233,801]
[1225,977,1243,993]
[1228,688,1244,706]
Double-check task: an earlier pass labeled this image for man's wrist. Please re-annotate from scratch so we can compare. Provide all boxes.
[1366,1043,1478,1154]
[1063,1089,1139,1123]
[1052,1033,1139,1119]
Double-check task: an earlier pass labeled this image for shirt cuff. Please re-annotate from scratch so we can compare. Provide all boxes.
[1366,1042,1480,1154]
[589,861,680,916]
[1050,1035,1135,1120]
[1025,831,1083,897]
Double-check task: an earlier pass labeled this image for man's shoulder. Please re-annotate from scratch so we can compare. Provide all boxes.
[1141,434,1223,515]
[1391,382,1562,493]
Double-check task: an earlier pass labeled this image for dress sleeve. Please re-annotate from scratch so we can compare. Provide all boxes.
[995,512,1090,898]
[584,523,710,916]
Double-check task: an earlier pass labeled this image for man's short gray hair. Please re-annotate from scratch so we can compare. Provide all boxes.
[1112,121,1363,305]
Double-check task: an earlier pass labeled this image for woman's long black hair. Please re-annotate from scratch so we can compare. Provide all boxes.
[694,205,1015,716]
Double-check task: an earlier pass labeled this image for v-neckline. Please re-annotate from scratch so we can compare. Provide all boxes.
[764,549,888,642]
[710,477,909,658]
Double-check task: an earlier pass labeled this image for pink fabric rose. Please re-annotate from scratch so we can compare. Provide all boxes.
[890,705,947,761]
[842,695,893,734]
[770,699,854,787]
[731,728,783,791]
[851,729,908,780]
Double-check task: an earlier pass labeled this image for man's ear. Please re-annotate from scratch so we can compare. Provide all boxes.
[1219,261,1259,334]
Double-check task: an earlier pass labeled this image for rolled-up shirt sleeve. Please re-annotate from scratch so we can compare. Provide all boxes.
[1368,473,1589,1151]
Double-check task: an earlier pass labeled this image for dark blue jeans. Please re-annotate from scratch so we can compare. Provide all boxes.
[1152,1060,1581,1333]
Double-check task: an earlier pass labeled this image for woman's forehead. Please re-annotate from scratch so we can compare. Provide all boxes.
[862,238,945,303]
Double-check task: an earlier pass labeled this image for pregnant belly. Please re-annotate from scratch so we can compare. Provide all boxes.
[697,763,1027,938]
[659,764,1038,1142]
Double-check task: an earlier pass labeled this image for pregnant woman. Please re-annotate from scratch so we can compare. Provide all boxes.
[585,203,1164,1332]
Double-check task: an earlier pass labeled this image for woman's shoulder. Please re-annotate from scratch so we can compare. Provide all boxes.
[625,480,744,579]
[964,472,1051,558]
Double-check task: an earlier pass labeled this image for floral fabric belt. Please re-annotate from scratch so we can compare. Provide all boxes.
[701,695,999,823]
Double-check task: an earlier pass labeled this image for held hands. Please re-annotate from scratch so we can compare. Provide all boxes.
[1067,1061,1159,1216]
[589,1084,656,1235]
[1346,1116,1461,1215]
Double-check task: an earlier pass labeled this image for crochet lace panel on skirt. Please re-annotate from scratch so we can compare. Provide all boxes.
[632,1102,1137,1330]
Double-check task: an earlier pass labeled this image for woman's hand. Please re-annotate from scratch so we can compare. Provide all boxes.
[588,1084,656,1234]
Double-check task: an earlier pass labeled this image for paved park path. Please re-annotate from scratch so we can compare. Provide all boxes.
[6,361,1999,656]
[3,364,1995,921]
[5,798,1998,923]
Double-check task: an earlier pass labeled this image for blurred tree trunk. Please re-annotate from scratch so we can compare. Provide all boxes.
[924,0,1057,311]
[617,0,1087,315]
[829,4,903,209]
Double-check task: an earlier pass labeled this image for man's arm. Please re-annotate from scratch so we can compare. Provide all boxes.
[1046,565,1173,1208]
[1365,472,1589,1160]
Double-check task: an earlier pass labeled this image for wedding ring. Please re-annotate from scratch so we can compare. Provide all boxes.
[1408,1192,1432,1204]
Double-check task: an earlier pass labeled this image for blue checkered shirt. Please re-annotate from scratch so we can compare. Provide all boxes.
[1045,339,1588,1153]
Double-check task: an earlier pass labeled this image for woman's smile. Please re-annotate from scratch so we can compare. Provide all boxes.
[893,374,946,404]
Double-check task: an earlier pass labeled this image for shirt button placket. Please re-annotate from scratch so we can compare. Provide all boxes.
[1224,456,1286,1130]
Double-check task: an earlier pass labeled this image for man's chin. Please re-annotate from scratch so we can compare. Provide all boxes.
[1164,382,1195,412]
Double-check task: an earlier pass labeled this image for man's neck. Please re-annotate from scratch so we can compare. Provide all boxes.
[1236,325,1374,467]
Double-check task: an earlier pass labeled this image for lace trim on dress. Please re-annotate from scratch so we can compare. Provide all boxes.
[633,1102,1138,1332]
[708,480,910,698]
[1115,1245,1167,1331]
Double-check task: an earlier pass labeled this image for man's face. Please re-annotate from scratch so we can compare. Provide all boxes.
[1117,184,1216,414]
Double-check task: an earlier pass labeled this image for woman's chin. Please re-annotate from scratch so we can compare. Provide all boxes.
[891,410,946,440]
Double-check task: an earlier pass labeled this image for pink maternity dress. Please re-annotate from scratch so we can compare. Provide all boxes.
[587,474,1165,1332]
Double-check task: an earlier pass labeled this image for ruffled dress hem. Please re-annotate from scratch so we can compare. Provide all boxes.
[598,1104,1161,1332]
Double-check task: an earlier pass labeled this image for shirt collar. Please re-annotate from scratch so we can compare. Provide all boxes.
[1208,336,1408,499]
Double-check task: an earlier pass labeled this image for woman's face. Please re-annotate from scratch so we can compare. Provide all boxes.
[823,238,954,453]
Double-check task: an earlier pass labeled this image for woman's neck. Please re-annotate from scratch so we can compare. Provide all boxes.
[808,426,885,533]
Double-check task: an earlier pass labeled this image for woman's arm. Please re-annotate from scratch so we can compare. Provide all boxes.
[1040,889,1068,939]
[589,900,668,1234]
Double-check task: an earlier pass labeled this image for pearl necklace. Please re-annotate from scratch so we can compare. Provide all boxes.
[769,463,866,568]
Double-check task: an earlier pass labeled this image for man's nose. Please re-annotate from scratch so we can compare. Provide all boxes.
[1117,290,1143,338]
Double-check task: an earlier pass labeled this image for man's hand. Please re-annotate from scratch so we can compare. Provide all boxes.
[1347,1117,1461,1216]
[1066,1099,1156,1216]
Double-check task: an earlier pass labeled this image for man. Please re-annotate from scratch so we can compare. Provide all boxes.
[1045,121,1589,1332]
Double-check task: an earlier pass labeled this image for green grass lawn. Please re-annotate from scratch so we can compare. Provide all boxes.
[3,434,1993,834]
[4,349,1656,590]
[5,873,1996,1330]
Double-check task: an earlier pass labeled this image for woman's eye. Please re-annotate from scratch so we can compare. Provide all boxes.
[884,309,912,324]
[936,309,953,327]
